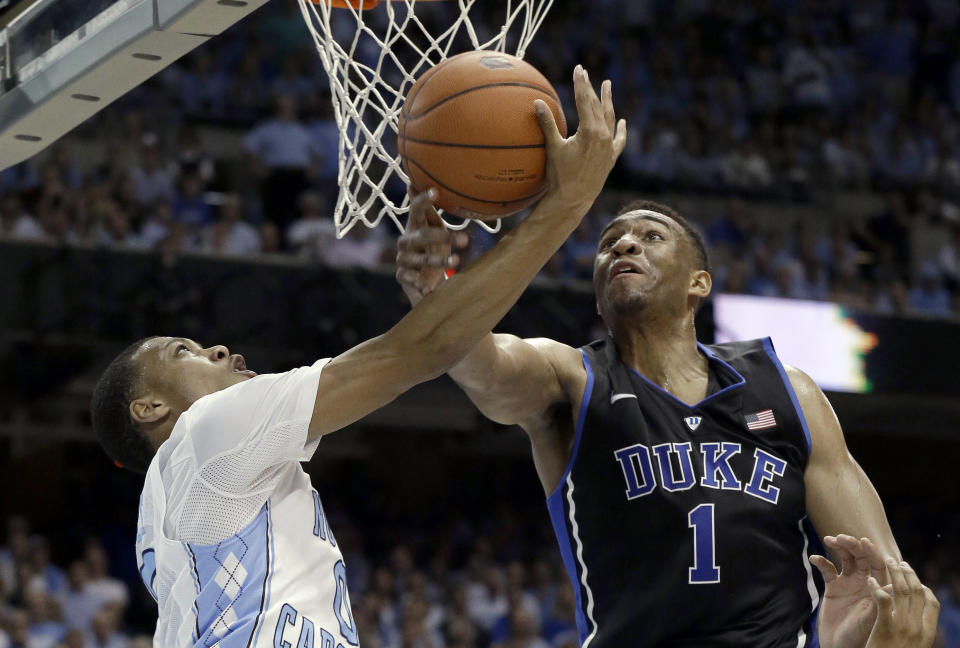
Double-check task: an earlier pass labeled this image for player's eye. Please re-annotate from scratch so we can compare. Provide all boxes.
[176,344,189,355]
[646,231,663,241]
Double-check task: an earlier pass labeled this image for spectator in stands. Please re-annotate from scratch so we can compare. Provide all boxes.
[171,173,214,236]
[129,144,175,208]
[244,94,322,244]
[139,200,175,250]
[92,202,140,248]
[324,222,388,268]
[909,262,952,316]
[28,538,65,597]
[170,129,215,190]
[286,191,335,258]
[81,543,126,613]
[24,587,65,648]
[86,608,126,648]
[0,518,29,600]
[466,566,508,634]
[0,196,44,241]
[200,194,261,256]
[56,562,102,633]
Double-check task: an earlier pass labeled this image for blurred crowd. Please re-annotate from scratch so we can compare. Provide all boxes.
[0,517,146,648]
[2,0,960,319]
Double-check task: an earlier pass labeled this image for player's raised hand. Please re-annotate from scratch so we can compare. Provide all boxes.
[397,188,469,306]
[863,559,940,648]
[810,534,888,648]
[535,65,626,216]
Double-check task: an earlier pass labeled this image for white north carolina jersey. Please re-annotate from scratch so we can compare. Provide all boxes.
[135,359,360,648]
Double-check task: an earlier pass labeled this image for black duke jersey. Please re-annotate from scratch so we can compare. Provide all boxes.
[546,337,824,647]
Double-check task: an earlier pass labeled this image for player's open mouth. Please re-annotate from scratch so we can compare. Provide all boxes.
[611,261,644,280]
[232,355,258,377]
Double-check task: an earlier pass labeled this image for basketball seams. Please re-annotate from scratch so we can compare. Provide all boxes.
[402,82,560,121]
[405,157,547,207]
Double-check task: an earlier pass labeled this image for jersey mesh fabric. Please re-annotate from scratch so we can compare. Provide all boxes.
[177,421,309,545]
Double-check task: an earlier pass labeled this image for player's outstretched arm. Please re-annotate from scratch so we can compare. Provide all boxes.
[789,365,901,648]
[310,65,625,440]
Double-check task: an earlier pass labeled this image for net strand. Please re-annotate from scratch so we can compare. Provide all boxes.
[298,0,553,236]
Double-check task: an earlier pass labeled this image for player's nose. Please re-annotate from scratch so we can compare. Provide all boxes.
[611,236,639,256]
[206,345,229,362]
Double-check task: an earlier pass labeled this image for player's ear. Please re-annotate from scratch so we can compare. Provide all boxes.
[130,396,170,425]
[689,269,712,299]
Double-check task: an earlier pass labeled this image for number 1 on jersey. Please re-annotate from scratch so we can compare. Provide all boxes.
[688,504,721,584]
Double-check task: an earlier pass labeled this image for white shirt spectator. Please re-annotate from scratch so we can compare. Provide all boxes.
[324,227,387,268]
[244,113,322,170]
[59,584,107,632]
[1,214,46,240]
[200,220,262,256]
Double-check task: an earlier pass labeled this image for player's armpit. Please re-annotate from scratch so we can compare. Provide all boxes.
[788,365,900,563]
[447,333,584,431]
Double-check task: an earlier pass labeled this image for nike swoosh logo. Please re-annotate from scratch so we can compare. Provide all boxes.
[610,393,638,404]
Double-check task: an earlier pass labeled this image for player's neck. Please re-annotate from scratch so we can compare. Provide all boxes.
[611,312,706,393]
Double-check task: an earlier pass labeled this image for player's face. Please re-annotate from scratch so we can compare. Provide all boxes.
[593,211,701,323]
[135,337,257,406]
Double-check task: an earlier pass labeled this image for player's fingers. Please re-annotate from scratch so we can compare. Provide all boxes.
[535,100,564,149]
[397,228,465,253]
[808,555,839,583]
[886,557,910,597]
[861,538,888,584]
[396,267,426,293]
[823,538,857,577]
[612,118,627,157]
[408,188,438,227]
[396,249,458,270]
[921,586,940,641]
[869,576,895,628]
[833,534,870,574]
[600,79,616,133]
[900,561,924,620]
[572,65,600,131]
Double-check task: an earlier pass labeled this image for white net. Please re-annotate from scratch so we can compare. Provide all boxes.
[297,0,554,236]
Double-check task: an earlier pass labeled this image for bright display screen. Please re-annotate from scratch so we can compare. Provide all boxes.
[713,294,877,393]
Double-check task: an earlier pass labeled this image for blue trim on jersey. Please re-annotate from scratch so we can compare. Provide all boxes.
[761,337,813,454]
[626,342,746,410]
[547,487,590,644]
[188,503,271,648]
[547,349,595,501]
[248,501,274,648]
[544,349,595,645]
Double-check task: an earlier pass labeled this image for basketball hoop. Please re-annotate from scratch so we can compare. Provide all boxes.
[298,0,555,236]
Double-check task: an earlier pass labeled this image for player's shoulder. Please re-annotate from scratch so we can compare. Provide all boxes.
[781,364,821,402]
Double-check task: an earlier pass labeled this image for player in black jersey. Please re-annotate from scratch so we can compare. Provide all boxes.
[396,183,939,644]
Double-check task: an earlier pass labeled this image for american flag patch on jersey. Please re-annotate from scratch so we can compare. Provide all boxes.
[745,409,777,430]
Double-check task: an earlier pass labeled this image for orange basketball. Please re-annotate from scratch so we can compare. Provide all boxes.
[397,50,567,221]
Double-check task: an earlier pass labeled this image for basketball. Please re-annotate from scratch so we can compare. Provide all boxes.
[397,50,567,221]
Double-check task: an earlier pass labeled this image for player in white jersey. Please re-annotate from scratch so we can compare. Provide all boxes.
[88,66,626,648]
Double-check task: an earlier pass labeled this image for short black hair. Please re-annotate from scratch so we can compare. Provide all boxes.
[90,337,156,474]
[614,200,710,272]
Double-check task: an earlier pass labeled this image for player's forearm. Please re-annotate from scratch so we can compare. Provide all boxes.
[807,459,900,561]
[387,193,583,377]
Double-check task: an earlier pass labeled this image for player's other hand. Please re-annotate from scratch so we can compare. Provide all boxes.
[810,535,887,648]
[535,65,627,217]
[397,188,469,306]
[864,558,940,648]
